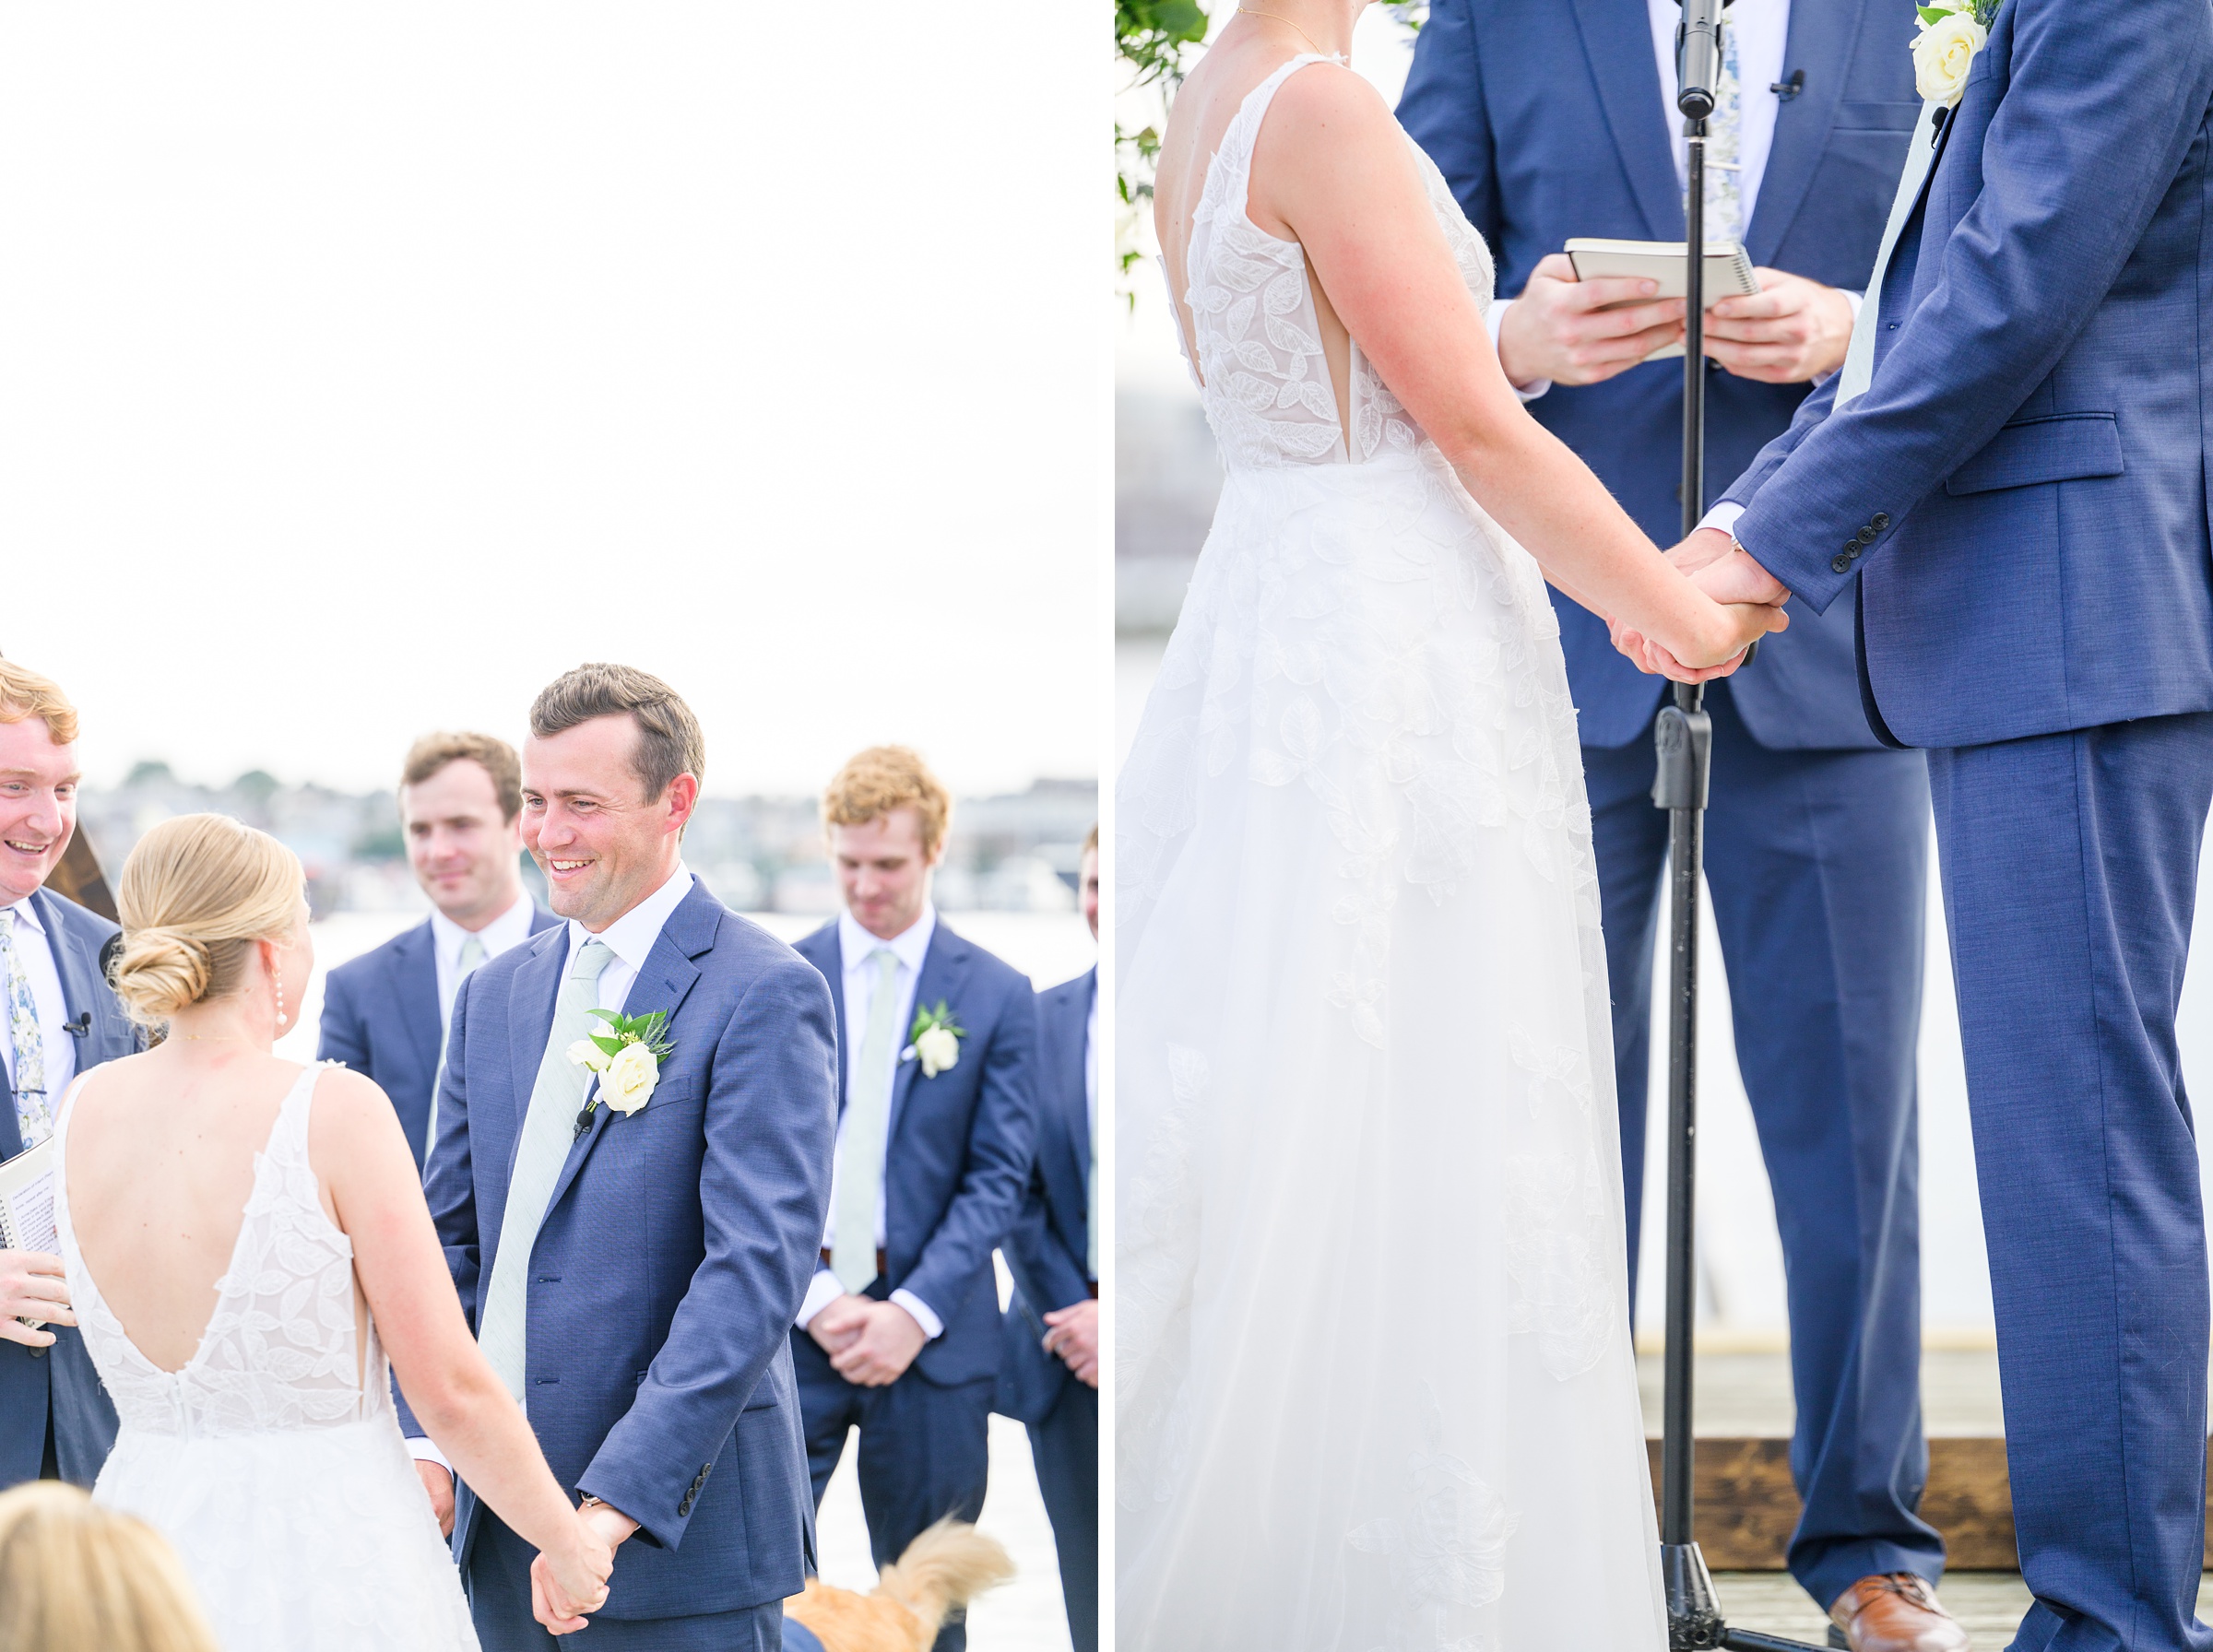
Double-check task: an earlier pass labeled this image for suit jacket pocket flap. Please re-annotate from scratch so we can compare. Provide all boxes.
[1946,413,2123,496]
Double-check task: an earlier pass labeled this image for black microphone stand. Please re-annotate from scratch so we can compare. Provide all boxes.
[1653,4,1817,1648]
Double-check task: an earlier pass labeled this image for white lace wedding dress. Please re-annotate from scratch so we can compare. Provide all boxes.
[53,1063,479,1652]
[1117,55,1665,1650]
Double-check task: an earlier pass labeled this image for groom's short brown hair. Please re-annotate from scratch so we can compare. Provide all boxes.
[529,663,705,800]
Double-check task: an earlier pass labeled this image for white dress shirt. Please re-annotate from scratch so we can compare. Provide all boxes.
[0,894,75,1114]
[1496,0,1864,400]
[429,889,538,1032]
[794,905,945,1339]
[559,863,694,1012]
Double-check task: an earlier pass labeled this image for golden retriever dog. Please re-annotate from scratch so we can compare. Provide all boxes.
[784,1519,1015,1652]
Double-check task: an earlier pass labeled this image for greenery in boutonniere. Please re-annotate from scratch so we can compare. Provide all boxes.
[567,1009,674,1131]
[903,1001,967,1079]
[1912,4,1999,106]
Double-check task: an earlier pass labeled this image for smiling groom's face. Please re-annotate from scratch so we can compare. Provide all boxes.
[521,714,696,933]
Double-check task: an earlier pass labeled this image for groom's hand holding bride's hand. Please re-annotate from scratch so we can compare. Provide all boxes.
[0,1250,72,1346]
[529,1503,621,1635]
[1609,527,1792,681]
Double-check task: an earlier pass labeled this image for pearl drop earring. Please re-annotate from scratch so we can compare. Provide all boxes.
[274,951,288,1031]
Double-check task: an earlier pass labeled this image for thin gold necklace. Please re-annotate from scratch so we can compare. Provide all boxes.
[1237,6,1337,60]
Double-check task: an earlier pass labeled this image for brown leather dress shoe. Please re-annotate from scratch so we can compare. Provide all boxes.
[1828,1574,1970,1652]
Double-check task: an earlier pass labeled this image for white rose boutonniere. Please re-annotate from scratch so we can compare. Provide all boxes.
[901,1001,966,1079]
[1911,3,1996,108]
[567,1008,674,1135]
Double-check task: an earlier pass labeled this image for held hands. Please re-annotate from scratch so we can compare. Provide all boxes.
[529,1503,623,1634]
[0,1251,72,1348]
[1609,527,1792,681]
[1042,1299,1099,1388]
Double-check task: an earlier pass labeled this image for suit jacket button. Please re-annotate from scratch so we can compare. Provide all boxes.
[678,1498,692,1516]
[1831,553,1852,573]
[1872,512,1891,530]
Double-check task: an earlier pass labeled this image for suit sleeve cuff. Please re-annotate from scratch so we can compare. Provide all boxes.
[1488,299,1552,402]
[407,1436,453,1474]
[890,1288,945,1341]
[795,1268,843,1331]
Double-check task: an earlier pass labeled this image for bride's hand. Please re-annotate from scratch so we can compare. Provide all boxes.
[530,1511,616,1634]
[1610,596,1788,682]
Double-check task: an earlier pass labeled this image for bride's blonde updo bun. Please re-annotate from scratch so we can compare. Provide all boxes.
[112,814,303,1026]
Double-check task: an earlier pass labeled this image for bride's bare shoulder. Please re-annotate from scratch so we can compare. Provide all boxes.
[306,1063,407,1162]
[1259,58,1402,162]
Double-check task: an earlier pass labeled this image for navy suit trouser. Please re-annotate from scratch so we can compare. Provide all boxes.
[1028,1377,1097,1652]
[466,1511,784,1651]
[791,1327,993,1652]
[1585,681,1940,1608]
[1927,714,2213,1652]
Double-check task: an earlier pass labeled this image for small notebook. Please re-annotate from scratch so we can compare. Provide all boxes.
[1563,238,1760,362]
[0,1138,58,1328]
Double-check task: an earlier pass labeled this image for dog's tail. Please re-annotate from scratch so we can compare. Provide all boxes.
[874,1518,1016,1642]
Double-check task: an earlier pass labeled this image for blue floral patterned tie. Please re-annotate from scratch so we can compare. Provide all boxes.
[0,910,52,1148]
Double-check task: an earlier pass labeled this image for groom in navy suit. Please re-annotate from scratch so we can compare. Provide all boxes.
[0,662,132,1492]
[407,664,835,1650]
[997,827,1097,1652]
[1650,3,2213,1646]
[1402,6,1953,1644]
[791,747,1036,1652]
[320,730,556,1167]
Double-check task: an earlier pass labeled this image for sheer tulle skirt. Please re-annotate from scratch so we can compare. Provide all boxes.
[1115,451,1665,1649]
[96,1413,479,1652]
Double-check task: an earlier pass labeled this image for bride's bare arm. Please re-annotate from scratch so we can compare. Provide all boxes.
[1249,66,1783,669]
[312,1069,610,1626]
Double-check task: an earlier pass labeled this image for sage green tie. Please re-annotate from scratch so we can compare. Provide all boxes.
[477,938,612,1404]
[832,948,902,1293]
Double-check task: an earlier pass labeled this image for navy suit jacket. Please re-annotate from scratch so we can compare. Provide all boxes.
[318,905,560,1167]
[1723,0,2213,750]
[0,889,134,1488]
[410,879,835,1619]
[1400,0,1923,749]
[998,967,1093,1427]
[792,919,1038,1388]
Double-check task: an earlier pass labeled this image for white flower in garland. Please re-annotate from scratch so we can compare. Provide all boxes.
[1911,3,1997,107]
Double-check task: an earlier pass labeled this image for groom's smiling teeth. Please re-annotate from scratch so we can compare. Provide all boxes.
[3,838,49,859]
[547,857,594,876]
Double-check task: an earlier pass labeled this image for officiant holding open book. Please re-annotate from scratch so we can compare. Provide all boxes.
[0,660,135,1492]
[1400,4,1957,1648]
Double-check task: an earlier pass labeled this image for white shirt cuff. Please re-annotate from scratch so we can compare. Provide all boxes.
[1696,502,1746,539]
[890,1288,944,1341]
[407,1436,452,1474]
[1487,298,1552,402]
[796,1268,844,1331]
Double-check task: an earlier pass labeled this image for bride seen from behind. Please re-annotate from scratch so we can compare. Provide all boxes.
[1118,3,1780,1647]
[52,813,611,1651]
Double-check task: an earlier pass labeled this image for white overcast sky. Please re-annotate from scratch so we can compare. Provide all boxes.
[4,6,1106,798]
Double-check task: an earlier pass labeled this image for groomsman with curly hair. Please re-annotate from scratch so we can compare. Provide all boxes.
[790,748,1038,1652]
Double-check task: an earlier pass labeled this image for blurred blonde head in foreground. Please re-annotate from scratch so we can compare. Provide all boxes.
[0,1481,219,1652]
